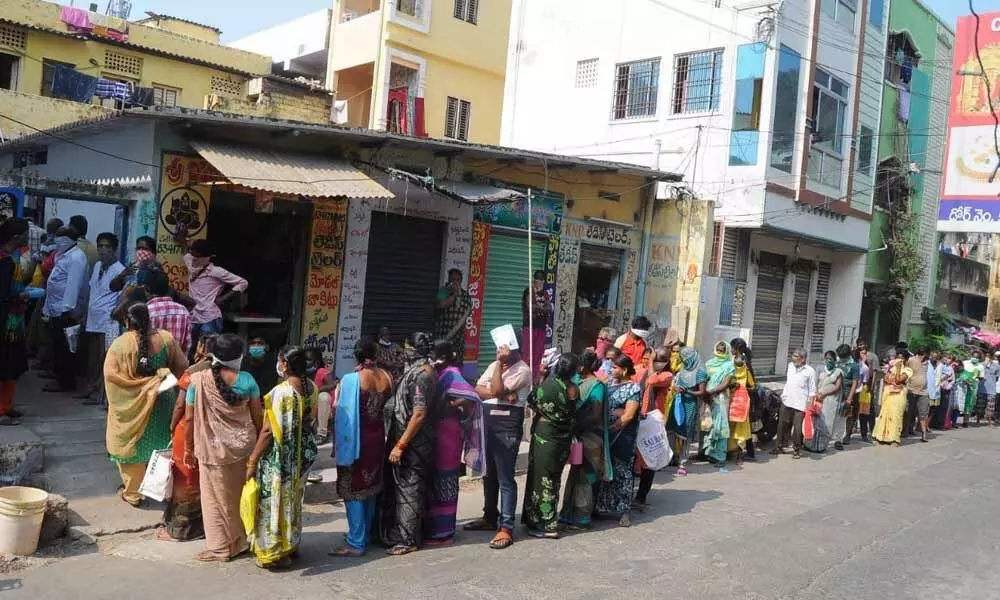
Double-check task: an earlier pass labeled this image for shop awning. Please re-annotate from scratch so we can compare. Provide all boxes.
[190,140,393,199]
[434,181,526,204]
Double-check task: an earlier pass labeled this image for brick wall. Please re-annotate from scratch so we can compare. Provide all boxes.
[0,89,111,140]
[202,79,331,124]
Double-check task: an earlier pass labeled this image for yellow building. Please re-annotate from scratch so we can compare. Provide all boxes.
[327,0,511,144]
[0,0,332,140]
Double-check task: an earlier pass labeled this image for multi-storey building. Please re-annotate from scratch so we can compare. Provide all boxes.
[320,0,513,143]
[502,0,887,373]
[0,0,332,141]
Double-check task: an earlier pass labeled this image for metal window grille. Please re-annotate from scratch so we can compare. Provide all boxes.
[719,279,746,328]
[611,57,660,120]
[0,26,27,51]
[454,0,478,24]
[210,76,243,96]
[445,96,470,140]
[856,126,874,174]
[104,51,142,77]
[575,58,599,88]
[672,49,723,114]
[154,86,178,107]
[708,221,723,276]
[811,262,832,356]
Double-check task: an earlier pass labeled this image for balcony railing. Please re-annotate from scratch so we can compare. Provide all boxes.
[807,146,844,189]
[719,279,746,328]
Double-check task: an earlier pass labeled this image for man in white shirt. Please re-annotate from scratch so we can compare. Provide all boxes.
[42,226,88,393]
[463,344,532,550]
[78,233,125,406]
[772,347,816,459]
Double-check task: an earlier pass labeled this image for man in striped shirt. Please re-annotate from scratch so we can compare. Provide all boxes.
[144,270,191,354]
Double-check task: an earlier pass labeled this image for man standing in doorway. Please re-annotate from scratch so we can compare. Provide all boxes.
[42,226,88,393]
[772,348,816,460]
[435,269,471,359]
[615,316,653,367]
[181,238,247,358]
[837,344,860,446]
[69,215,99,271]
[905,348,930,442]
[145,270,191,356]
[78,233,125,406]
[521,270,549,375]
[463,343,532,550]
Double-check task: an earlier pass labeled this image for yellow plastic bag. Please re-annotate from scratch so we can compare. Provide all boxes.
[858,385,872,416]
[240,478,259,536]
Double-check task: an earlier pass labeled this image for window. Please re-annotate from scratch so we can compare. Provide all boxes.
[575,58,599,88]
[445,96,471,140]
[869,0,885,29]
[104,50,142,78]
[770,45,801,173]
[0,53,19,91]
[454,0,478,25]
[0,25,27,51]
[729,43,766,166]
[857,126,874,175]
[611,57,660,120]
[153,85,179,108]
[210,76,243,97]
[672,49,723,114]
[885,32,920,89]
[811,68,849,155]
[40,59,75,97]
[397,0,419,17]
[821,0,857,29]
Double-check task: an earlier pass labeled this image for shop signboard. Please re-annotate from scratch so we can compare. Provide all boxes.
[937,11,1000,232]
[463,221,490,362]
[156,153,215,292]
[543,233,560,345]
[301,198,348,364]
[0,188,24,220]
[473,192,562,233]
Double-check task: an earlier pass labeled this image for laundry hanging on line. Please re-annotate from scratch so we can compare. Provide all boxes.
[128,87,156,108]
[50,65,98,103]
[95,79,131,102]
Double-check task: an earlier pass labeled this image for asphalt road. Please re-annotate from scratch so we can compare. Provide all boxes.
[7,426,1000,600]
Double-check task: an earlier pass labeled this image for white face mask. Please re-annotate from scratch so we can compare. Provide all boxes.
[55,236,75,254]
[276,362,286,378]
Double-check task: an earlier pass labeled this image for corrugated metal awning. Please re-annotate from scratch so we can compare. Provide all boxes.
[189,140,392,199]
[434,181,525,204]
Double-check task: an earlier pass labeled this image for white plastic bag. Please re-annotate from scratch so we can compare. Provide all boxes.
[64,324,81,354]
[637,409,673,471]
[138,448,173,502]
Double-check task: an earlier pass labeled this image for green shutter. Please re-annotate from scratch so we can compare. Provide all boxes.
[477,233,547,372]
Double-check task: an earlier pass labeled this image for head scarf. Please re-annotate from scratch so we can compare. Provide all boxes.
[675,346,703,390]
[705,340,735,389]
[411,332,433,359]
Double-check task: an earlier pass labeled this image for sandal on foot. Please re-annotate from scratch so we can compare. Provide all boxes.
[618,514,632,528]
[676,466,688,476]
[489,530,513,550]
[119,491,142,508]
[463,518,497,532]
[329,547,364,557]
[196,551,229,562]
[387,544,419,556]
[527,529,559,539]
[155,528,179,542]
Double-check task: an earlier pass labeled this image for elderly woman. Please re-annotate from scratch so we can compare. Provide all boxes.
[105,302,188,508]
[595,355,642,527]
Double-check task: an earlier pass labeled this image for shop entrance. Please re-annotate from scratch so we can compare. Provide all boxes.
[45,197,125,258]
[206,190,309,348]
[361,211,445,342]
[573,244,622,352]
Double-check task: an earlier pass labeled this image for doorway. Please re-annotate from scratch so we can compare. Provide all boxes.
[573,243,622,352]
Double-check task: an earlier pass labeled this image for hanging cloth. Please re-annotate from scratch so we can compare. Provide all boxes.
[898,89,911,124]
[59,6,92,30]
[95,79,131,102]
[129,87,156,108]
[51,65,98,103]
[386,87,409,134]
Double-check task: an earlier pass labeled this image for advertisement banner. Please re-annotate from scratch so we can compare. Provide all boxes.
[463,221,489,362]
[937,11,1000,232]
[301,199,348,364]
[156,153,216,291]
[0,188,24,220]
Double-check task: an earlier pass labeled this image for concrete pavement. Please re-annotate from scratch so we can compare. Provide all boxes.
[5,424,1000,599]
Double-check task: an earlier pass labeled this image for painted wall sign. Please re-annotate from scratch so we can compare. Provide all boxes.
[301,198,348,364]
[554,237,580,351]
[463,221,490,362]
[156,153,216,292]
[543,233,560,344]
[643,235,682,331]
[561,217,635,249]
[619,248,639,331]
[336,193,474,375]
[473,193,562,233]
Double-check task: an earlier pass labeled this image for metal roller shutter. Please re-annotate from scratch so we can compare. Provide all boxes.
[788,259,812,354]
[752,251,785,375]
[361,212,445,342]
[811,262,832,356]
[580,244,623,270]
[477,233,547,372]
[721,228,751,281]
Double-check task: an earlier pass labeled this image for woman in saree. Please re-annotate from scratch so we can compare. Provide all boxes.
[184,333,262,562]
[0,219,34,426]
[872,356,912,446]
[157,333,217,542]
[559,349,610,530]
[595,355,642,527]
[248,345,318,569]
[728,340,755,464]
[105,302,188,508]
[704,341,735,472]
[331,339,393,557]
[522,352,579,538]
[635,346,672,510]
[423,340,482,546]
[806,351,842,453]
[381,333,437,556]
[668,346,708,476]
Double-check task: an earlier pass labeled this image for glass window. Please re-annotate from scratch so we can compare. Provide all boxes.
[729,42,766,166]
[611,58,660,120]
[769,46,802,173]
[672,49,723,114]
[869,0,885,29]
[822,0,857,29]
[811,69,849,154]
[857,126,874,175]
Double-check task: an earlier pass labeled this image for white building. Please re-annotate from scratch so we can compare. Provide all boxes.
[228,9,332,79]
[502,0,886,374]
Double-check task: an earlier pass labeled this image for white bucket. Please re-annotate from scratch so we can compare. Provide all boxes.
[0,486,49,556]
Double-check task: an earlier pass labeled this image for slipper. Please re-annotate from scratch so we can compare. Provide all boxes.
[255,556,292,569]
[463,518,497,532]
[387,544,418,556]
[489,530,513,550]
[195,550,228,562]
[119,491,142,508]
[526,529,559,539]
[329,547,364,557]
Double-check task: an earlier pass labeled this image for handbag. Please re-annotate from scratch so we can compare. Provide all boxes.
[137,447,173,502]
[729,385,750,422]
[569,438,584,465]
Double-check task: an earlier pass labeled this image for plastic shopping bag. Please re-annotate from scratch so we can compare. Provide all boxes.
[64,324,81,354]
[699,402,713,432]
[240,478,259,537]
[138,448,173,502]
[858,385,872,416]
[569,438,584,465]
[729,385,750,422]
[636,410,673,471]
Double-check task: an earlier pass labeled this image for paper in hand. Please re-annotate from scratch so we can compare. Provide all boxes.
[490,324,520,350]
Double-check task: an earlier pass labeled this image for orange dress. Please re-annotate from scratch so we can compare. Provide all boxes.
[163,371,204,540]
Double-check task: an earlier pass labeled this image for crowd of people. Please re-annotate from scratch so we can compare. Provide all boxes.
[4,217,997,569]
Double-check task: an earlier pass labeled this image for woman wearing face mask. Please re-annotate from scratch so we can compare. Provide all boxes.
[105,303,189,507]
[595,355,642,527]
[703,341,735,473]
[668,346,708,476]
[158,333,218,542]
[242,338,277,395]
[807,351,842,453]
[0,219,36,425]
[247,345,318,569]
[184,333,262,562]
[728,339,756,463]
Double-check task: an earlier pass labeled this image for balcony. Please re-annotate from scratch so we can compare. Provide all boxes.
[331,9,382,72]
[806,146,844,190]
[936,252,989,298]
